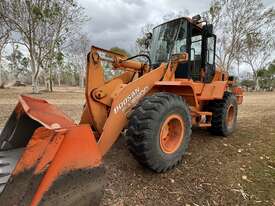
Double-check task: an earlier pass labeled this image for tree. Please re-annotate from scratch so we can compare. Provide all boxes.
[67,34,91,88]
[0,0,87,93]
[269,60,275,73]
[241,30,275,90]
[135,23,154,54]
[102,47,130,80]
[42,50,64,91]
[54,51,64,87]
[241,79,256,89]
[6,43,30,81]
[110,47,129,57]
[58,61,78,86]
[0,16,10,87]
[38,1,87,92]
[203,0,275,72]
[256,61,275,90]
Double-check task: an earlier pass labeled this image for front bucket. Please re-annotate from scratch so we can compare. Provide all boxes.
[0,95,105,206]
[0,95,74,151]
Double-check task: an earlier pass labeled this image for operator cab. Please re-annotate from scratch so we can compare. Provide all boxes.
[149,16,216,83]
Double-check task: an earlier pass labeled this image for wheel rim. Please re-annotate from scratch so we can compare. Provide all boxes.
[226,104,235,128]
[160,114,185,154]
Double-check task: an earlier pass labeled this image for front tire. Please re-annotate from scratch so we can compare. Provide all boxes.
[126,92,192,173]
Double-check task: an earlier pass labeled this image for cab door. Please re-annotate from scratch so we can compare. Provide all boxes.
[204,35,216,83]
[188,24,203,81]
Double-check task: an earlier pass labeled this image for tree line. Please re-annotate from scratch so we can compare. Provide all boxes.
[241,61,275,90]
[0,0,90,92]
[0,0,274,93]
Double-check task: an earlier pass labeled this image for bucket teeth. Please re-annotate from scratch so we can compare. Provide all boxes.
[0,148,24,193]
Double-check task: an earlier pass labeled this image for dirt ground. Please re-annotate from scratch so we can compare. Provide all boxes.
[0,86,274,206]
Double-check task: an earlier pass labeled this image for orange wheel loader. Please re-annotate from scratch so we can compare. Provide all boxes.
[0,15,243,206]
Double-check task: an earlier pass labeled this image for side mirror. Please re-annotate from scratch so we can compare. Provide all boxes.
[145,32,152,49]
[145,32,152,40]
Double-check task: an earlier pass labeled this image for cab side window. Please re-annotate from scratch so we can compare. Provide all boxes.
[207,37,215,65]
[204,35,216,83]
[191,35,202,61]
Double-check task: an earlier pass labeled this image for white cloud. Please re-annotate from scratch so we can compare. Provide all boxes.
[79,0,210,52]
[79,0,273,53]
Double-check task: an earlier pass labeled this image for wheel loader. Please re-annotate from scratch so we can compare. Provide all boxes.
[0,15,243,205]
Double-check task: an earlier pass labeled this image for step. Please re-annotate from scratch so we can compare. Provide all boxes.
[197,111,212,116]
[198,123,212,128]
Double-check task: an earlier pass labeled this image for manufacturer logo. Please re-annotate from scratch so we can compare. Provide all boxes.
[114,86,149,114]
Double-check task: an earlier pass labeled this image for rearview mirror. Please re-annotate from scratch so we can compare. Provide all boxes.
[145,32,152,39]
[145,32,152,49]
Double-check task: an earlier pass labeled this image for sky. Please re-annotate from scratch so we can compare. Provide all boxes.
[79,0,275,53]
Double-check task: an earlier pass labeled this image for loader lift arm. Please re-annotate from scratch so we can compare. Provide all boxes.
[81,46,166,155]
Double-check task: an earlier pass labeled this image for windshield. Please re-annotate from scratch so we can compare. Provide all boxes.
[150,18,187,66]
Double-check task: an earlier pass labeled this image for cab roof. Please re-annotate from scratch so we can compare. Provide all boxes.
[153,17,203,30]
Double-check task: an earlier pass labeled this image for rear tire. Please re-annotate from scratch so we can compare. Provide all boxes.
[126,92,192,173]
[208,92,238,136]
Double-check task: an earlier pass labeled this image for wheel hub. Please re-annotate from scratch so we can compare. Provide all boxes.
[226,104,235,128]
[160,114,184,154]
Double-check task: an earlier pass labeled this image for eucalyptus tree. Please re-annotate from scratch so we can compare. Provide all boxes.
[0,17,10,86]
[0,0,87,93]
[66,34,91,88]
[204,0,275,73]
[6,44,30,81]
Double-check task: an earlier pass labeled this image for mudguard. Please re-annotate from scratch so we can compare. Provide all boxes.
[0,95,105,206]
